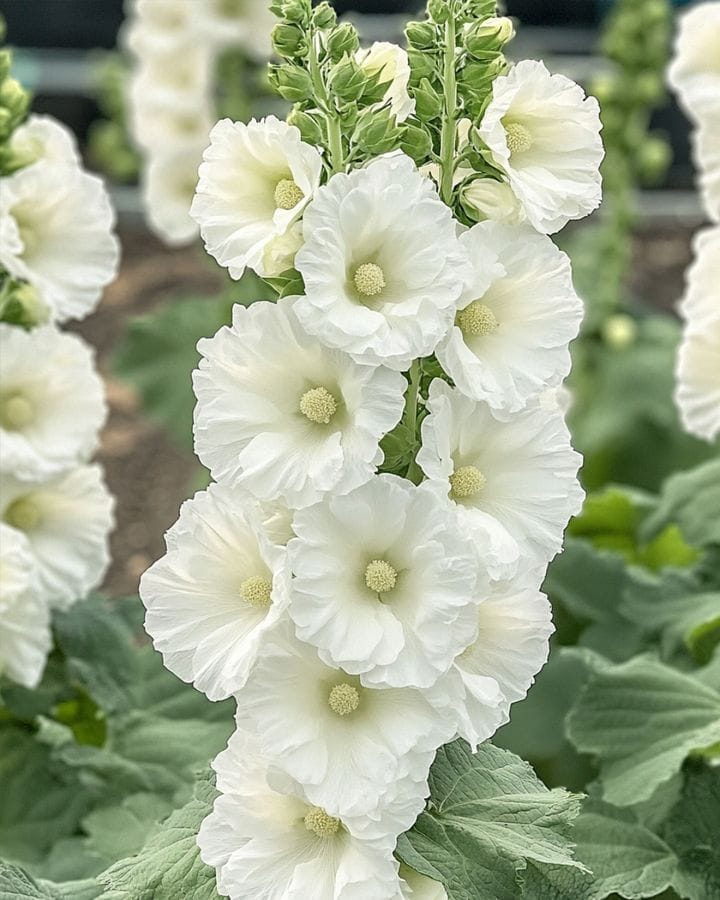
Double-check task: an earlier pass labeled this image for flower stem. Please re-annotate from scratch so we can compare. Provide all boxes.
[405,360,423,483]
[439,12,458,206]
[308,33,345,174]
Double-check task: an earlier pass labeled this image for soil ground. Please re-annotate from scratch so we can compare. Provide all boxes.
[79,221,697,599]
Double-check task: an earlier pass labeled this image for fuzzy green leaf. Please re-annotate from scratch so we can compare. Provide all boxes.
[642,459,720,549]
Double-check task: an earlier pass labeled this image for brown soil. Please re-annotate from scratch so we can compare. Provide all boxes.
[79,221,697,599]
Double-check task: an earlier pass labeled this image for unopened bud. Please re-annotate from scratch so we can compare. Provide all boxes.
[400,123,433,163]
[269,64,313,102]
[603,314,637,350]
[271,23,306,58]
[405,21,436,50]
[465,17,515,57]
[327,23,359,61]
[312,2,337,29]
[287,108,323,145]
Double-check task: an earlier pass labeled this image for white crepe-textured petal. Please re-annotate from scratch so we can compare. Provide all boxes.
[288,474,488,689]
[0,324,107,481]
[142,145,206,246]
[236,620,449,819]
[0,160,120,322]
[668,2,720,121]
[0,465,114,609]
[0,524,51,689]
[140,483,291,701]
[9,114,80,166]
[191,116,323,279]
[694,108,720,223]
[417,380,584,568]
[355,43,416,122]
[295,154,471,370]
[193,299,405,508]
[478,59,604,234]
[198,727,404,900]
[437,222,583,412]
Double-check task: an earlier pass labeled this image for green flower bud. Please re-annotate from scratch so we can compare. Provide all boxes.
[405,21,436,50]
[400,123,433,164]
[407,48,436,83]
[268,64,314,102]
[353,107,401,156]
[590,73,619,107]
[0,77,29,116]
[637,135,671,184]
[413,77,442,120]
[271,22,306,58]
[287,108,324,145]
[428,0,450,24]
[0,50,11,82]
[0,281,49,328]
[329,58,367,103]
[602,314,637,350]
[276,0,311,25]
[464,16,515,56]
[312,2,337,29]
[327,23,360,61]
[635,71,664,105]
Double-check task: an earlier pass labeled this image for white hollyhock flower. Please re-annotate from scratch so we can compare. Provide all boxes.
[142,146,206,246]
[478,59,604,234]
[294,154,470,370]
[140,483,291,702]
[0,465,114,609]
[427,576,553,749]
[198,728,404,900]
[676,227,720,442]
[356,42,416,122]
[190,116,323,279]
[235,621,447,819]
[193,300,405,508]
[0,325,107,481]
[695,109,720,223]
[436,222,583,412]
[0,524,51,689]
[8,114,80,167]
[400,867,448,900]
[461,177,527,225]
[123,0,195,57]
[417,381,584,568]
[668,2,720,120]
[193,0,275,58]
[287,474,494,689]
[0,161,120,322]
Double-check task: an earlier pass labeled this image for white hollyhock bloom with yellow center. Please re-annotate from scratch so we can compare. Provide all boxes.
[198,728,405,900]
[668,1,720,120]
[437,222,583,412]
[8,114,80,168]
[295,154,470,370]
[0,465,114,610]
[287,474,503,689]
[190,116,323,279]
[427,575,554,749]
[193,300,405,508]
[0,160,120,322]
[355,42,416,122]
[0,524,51,690]
[478,59,604,234]
[140,483,291,701]
[235,621,448,820]
[676,227,720,442]
[417,381,584,568]
[142,145,207,247]
[0,325,107,481]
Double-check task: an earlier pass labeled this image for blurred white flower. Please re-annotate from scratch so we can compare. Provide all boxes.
[668,1,720,120]
[193,300,405,509]
[236,620,449,819]
[0,160,120,322]
[436,222,583,412]
[478,59,604,234]
[193,0,275,58]
[191,116,323,279]
[140,483,290,702]
[0,524,51,689]
[198,728,405,900]
[417,380,584,568]
[8,114,80,167]
[0,325,107,481]
[287,474,494,689]
[295,154,470,370]
[676,226,720,442]
[428,575,554,749]
[142,145,206,246]
[0,465,114,609]
[123,0,195,57]
[356,42,416,122]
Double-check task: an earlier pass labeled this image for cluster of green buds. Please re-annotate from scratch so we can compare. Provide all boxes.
[0,275,47,329]
[0,31,30,152]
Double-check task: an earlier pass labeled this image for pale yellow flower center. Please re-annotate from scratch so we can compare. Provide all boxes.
[328,682,361,717]
[505,122,533,155]
[0,393,35,430]
[299,387,338,425]
[456,301,499,337]
[354,263,386,298]
[5,497,41,531]
[450,466,487,499]
[274,178,304,211]
[304,806,341,837]
[365,559,397,594]
[240,575,272,608]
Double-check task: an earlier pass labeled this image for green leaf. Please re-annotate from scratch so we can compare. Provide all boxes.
[396,741,585,900]
[664,764,720,900]
[568,487,655,559]
[98,774,220,900]
[567,656,720,806]
[0,862,60,898]
[642,459,720,549]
